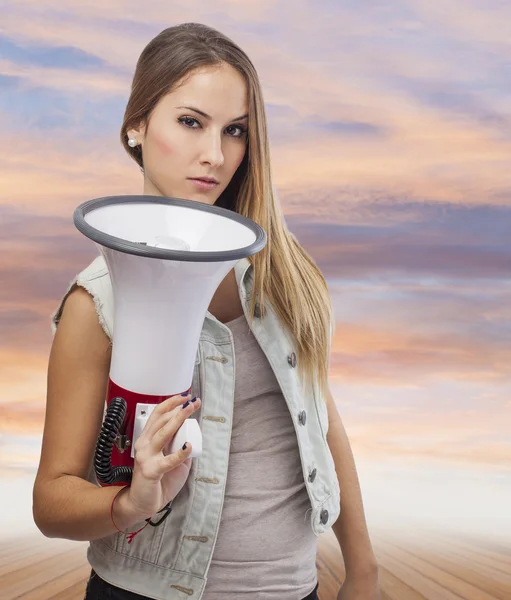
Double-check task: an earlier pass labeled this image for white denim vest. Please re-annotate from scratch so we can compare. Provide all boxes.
[51,255,341,600]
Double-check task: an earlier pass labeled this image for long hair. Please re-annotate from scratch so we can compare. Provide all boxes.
[120,23,333,398]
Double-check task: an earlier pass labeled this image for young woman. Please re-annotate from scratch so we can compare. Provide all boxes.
[33,22,380,600]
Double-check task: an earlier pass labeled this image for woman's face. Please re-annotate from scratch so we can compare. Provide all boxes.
[128,63,249,205]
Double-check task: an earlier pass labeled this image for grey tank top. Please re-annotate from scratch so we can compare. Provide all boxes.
[202,315,318,599]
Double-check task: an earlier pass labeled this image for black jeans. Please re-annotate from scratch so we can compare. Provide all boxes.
[84,569,319,599]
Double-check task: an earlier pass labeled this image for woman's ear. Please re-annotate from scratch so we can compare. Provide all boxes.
[127,123,146,146]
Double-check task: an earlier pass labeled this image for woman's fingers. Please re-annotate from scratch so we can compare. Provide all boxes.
[158,441,193,472]
[150,398,201,454]
[140,393,191,439]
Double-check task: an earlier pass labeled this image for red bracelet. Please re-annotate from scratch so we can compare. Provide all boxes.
[110,484,150,544]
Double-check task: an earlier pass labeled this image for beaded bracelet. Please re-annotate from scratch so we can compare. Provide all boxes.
[110,484,150,544]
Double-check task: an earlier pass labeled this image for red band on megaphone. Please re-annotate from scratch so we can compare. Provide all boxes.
[99,378,191,484]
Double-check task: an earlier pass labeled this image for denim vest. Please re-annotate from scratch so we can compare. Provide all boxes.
[51,255,341,600]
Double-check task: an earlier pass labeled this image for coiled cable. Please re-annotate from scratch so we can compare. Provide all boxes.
[94,396,133,485]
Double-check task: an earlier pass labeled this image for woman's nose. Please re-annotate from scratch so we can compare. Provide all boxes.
[200,132,224,167]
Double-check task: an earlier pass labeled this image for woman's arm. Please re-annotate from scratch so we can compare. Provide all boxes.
[325,386,379,578]
[32,287,146,541]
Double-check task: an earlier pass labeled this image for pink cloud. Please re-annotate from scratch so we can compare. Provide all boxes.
[329,321,511,385]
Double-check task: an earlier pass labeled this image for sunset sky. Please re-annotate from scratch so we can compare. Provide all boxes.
[1,1,510,540]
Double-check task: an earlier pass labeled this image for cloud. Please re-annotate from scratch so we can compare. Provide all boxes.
[265,103,385,143]
[285,201,511,279]
[346,411,511,468]
[0,349,48,410]
[329,320,511,385]
[0,33,107,69]
[309,120,384,136]
[0,58,129,96]
[0,404,45,435]
[0,128,139,215]
[0,76,125,133]
[411,0,511,50]
[0,73,22,88]
[0,3,279,74]
[0,206,102,352]
[328,374,511,472]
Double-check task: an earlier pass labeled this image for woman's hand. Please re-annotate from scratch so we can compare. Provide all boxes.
[123,393,201,520]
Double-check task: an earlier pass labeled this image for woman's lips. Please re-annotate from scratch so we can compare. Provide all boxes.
[188,178,219,191]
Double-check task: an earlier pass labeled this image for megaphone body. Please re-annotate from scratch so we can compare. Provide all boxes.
[73,195,267,487]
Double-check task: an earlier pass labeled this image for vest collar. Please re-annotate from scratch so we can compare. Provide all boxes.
[204,257,254,324]
[234,257,253,292]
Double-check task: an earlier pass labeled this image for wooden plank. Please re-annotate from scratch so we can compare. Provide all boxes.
[368,527,510,600]
[374,537,501,600]
[410,548,511,600]
[0,536,51,563]
[0,546,87,598]
[377,566,427,600]
[375,549,470,600]
[397,527,511,569]
[17,565,90,600]
[371,528,511,593]
[416,533,511,575]
[0,539,86,579]
[415,539,511,590]
[456,533,511,558]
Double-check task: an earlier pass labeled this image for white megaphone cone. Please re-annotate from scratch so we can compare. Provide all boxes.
[74,195,267,487]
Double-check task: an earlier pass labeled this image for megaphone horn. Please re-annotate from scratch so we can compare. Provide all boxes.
[73,195,267,488]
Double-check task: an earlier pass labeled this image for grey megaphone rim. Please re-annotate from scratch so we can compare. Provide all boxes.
[73,195,267,262]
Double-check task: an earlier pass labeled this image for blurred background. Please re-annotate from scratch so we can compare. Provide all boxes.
[1,1,510,598]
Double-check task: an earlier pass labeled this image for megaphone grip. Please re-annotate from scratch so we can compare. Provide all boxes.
[95,378,191,487]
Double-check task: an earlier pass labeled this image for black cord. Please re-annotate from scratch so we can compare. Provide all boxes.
[94,397,133,486]
[146,501,173,527]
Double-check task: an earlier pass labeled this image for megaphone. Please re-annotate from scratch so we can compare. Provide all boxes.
[73,195,267,489]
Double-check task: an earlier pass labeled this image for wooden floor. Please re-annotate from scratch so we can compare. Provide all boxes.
[1,527,510,599]
[316,527,511,600]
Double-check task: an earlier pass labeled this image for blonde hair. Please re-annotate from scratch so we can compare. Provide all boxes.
[120,23,333,398]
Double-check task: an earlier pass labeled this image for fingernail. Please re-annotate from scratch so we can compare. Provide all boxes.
[191,396,198,403]
[182,400,190,409]
[181,392,190,397]
[182,443,188,450]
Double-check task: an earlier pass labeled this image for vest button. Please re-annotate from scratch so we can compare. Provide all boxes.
[287,352,297,368]
[298,410,307,425]
[308,468,317,483]
[320,509,329,525]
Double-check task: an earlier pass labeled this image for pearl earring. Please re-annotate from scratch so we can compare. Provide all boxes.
[128,138,138,148]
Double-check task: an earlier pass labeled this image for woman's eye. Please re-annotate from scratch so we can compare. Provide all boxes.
[179,116,200,128]
[179,116,247,138]
[226,125,247,138]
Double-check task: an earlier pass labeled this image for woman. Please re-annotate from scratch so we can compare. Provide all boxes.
[33,22,379,600]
